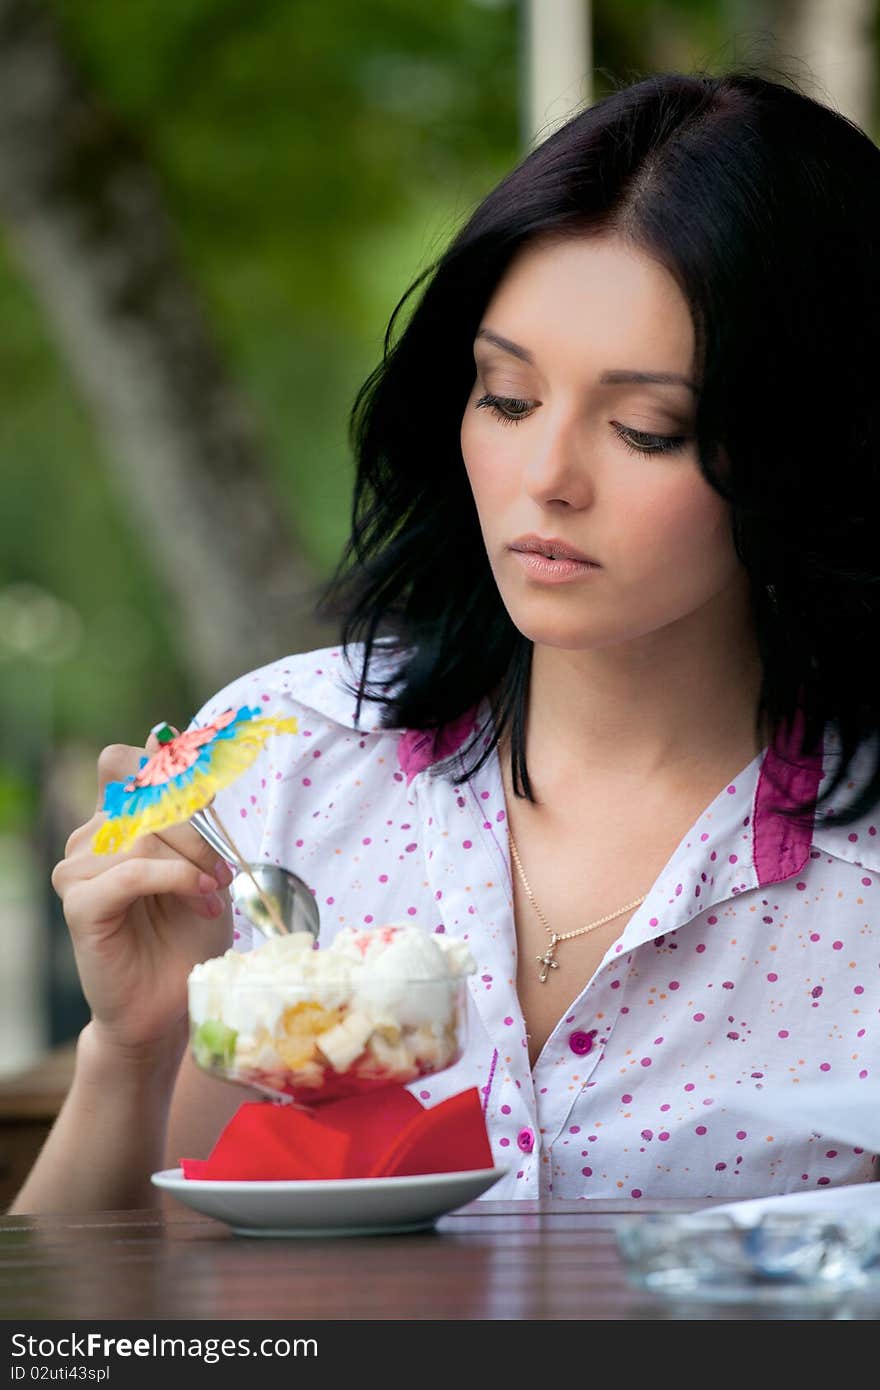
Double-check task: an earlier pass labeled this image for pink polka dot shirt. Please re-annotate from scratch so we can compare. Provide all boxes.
[192,643,880,1201]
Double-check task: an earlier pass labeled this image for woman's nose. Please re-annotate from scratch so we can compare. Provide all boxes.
[522,419,595,509]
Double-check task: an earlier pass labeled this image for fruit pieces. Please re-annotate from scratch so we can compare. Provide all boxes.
[276,1001,343,1070]
[192,1019,237,1069]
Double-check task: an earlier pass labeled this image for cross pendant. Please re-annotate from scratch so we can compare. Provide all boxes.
[536,934,560,984]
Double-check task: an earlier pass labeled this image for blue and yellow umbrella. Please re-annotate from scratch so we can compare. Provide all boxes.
[92,706,298,855]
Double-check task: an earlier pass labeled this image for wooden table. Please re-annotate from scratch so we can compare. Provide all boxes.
[1,1198,877,1322]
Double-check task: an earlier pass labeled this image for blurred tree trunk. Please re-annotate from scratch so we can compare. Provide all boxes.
[0,0,336,693]
[777,0,876,134]
[725,0,876,135]
[522,0,593,149]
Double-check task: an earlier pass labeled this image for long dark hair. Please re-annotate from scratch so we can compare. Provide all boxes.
[317,68,880,830]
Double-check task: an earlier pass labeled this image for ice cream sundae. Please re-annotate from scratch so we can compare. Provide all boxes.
[188,923,475,1103]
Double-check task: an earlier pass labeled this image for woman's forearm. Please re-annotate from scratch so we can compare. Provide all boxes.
[6,1021,186,1215]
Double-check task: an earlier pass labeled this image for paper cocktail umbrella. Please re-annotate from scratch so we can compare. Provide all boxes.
[92,706,298,855]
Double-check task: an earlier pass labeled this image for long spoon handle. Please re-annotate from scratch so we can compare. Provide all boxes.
[190,809,235,862]
[190,807,290,938]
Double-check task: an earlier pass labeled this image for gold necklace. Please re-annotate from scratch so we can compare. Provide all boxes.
[508,830,648,983]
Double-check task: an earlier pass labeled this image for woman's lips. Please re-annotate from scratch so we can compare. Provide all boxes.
[510,534,598,564]
[509,548,601,584]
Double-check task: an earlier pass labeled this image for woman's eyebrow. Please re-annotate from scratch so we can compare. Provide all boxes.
[474,328,697,394]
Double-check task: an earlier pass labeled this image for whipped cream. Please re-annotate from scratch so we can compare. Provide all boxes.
[188,923,476,1096]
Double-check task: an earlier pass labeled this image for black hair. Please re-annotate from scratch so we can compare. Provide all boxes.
[317,68,880,830]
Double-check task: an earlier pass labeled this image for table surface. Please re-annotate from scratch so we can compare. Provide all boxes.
[1,1197,877,1321]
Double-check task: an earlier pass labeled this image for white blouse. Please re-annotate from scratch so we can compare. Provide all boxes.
[192,642,880,1200]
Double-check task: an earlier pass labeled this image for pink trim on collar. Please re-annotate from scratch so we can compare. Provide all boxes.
[397,706,481,786]
[753,705,824,887]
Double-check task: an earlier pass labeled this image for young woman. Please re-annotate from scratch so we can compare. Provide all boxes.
[12,68,880,1212]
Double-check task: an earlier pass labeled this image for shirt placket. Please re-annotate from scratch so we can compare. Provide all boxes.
[411,759,542,1192]
[421,743,763,1192]
[530,758,774,1172]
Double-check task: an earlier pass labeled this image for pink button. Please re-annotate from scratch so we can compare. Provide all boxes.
[517,1128,534,1154]
[568,1030,594,1056]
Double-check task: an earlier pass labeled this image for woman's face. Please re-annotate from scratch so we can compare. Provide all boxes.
[460,233,746,653]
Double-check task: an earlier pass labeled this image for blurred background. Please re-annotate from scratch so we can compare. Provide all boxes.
[0,0,876,1071]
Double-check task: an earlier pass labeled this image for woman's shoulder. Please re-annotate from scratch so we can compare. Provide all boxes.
[190,639,405,739]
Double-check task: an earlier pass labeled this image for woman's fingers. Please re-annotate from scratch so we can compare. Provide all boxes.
[99,825,229,883]
[58,816,231,889]
[64,814,105,858]
[94,743,143,815]
[91,724,178,826]
[63,855,225,934]
[153,822,235,882]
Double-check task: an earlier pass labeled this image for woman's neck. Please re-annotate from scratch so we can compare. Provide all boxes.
[503,590,768,800]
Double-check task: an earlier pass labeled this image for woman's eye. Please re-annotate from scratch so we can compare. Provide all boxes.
[612,422,689,456]
[475,393,534,425]
[474,394,689,455]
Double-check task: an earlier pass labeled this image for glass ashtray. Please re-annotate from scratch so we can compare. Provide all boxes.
[188,975,468,1106]
[616,1209,880,1306]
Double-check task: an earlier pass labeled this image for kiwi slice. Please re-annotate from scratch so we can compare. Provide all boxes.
[192,1019,238,1068]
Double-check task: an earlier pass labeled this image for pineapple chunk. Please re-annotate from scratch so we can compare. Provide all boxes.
[275,1001,342,1070]
[315,1009,375,1072]
[367,1032,418,1074]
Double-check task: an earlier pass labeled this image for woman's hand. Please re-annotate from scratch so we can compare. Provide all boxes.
[51,730,236,1062]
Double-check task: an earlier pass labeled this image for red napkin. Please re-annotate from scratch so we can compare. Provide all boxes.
[180,1085,494,1181]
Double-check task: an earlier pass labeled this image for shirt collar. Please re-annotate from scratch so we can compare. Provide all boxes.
[314,647,879,882]
[752,704,823,887]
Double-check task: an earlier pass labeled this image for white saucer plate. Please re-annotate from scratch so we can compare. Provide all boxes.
[151,1166,508,1237]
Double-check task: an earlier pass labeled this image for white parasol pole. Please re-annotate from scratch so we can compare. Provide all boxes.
[520,0,593,151]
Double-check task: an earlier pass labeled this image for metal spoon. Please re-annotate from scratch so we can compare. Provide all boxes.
[190,809,320,939]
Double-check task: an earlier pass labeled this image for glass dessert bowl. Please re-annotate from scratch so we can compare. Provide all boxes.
[187,924,474,1105]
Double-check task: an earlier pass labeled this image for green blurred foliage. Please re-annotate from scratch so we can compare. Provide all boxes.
[0,235,192,749]
[0,0,520,754]
[0,764,36,836]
